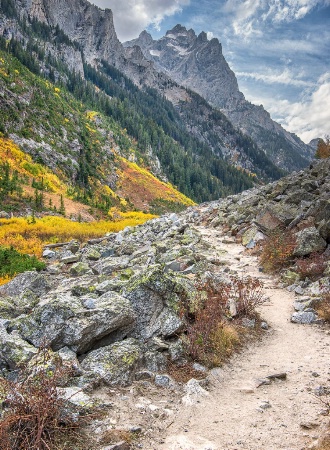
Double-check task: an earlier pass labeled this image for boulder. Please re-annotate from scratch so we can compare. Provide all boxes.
[241,226,265,248]
[293,227,327,257]
[85,248,101,261]
[291,311,317,324]
[70,262,91,276]
[0,271,52,298]
[255,210,283,231]
[61,254,79,264]
[92,256,130,275]
[81,338,141,386]
[0,326,37,370]
[14,291,136,354]
[43,249,56,258]
[122,266,195,340]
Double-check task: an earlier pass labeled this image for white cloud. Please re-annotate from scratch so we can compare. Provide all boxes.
[245,74,330,143]
[222,0,330,38]
[236,68,314,87]
[90,0,190,41]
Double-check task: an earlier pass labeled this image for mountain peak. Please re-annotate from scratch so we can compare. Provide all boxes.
[137,30,154,45]
[197,31,208,43]
[166,24,188,35]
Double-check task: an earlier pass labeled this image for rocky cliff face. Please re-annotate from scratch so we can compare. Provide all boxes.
[17,0,122,66]
[125,26,314,170]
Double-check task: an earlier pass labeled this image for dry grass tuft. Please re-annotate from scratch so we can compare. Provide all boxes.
[100,428,132,445]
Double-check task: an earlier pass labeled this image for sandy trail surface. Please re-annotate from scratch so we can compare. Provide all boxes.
[139,225,330,450]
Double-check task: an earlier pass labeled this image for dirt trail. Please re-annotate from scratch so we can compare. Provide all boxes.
[141,225,330,450]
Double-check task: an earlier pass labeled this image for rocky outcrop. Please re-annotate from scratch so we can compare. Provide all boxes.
[16,0,122,67]
[125,26,314,171]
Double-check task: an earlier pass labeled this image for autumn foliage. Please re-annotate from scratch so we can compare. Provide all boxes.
[260,227,296,272]
[315,137,330,159]
[184,276,265,367]
[0,213,155,258]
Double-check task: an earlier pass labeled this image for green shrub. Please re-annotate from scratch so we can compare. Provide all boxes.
[0,246,45,277]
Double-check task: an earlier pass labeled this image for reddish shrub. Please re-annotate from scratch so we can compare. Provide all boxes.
[260,227,296,272]
[0,347,92,450]
[296,252,327,280]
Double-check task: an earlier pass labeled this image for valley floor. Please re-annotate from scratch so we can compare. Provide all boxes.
[133,224,330,450]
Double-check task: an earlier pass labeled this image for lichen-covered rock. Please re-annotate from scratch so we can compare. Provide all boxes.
[293,227,327,257]
[0,271,52,299]
[281,270,300,286]
[92,256,130,275]
[0,326,37,370]
[122,265,195,340]
[241,226,265,247]
[70,261,91,276]
[14,291,136,353]
[81,338,141,386]
[85,248,101,261]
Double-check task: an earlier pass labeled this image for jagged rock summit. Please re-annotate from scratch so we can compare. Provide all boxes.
[126,25,243,110]
[16,0,122,65]
[125,25,314,171]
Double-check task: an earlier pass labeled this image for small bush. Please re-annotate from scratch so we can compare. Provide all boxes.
[295,252,327,280]
[0,246,45,277]
[0,347,92,450]
[184,276,265,367]
[260,227,296,272]
[230,276,266,318]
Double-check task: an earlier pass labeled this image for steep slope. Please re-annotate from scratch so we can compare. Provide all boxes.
[0,5,266,205]
[4,0,285,186]
[125,26,314,171]
[0,47,194,215]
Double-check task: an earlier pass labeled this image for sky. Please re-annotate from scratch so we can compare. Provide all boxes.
[91,0,330,144]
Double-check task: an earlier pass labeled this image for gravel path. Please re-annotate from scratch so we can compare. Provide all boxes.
[141,225,330,450]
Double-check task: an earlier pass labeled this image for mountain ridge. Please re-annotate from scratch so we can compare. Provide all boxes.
[125,25,314,171]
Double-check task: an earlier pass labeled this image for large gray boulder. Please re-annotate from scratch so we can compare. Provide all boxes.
[122,265,195,340]
[81,338,141,386]
[293,227,327,257]
[14,291,136,354]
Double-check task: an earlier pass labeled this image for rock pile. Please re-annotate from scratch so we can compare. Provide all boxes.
[0,213,208,388]
[187,158,330,323]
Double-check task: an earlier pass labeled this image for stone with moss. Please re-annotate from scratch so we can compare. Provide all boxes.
[0,326,37,370]
[81,338,141,386]
[85,248,101,261]
[14,291,136,354]
[293,227,327,257]
[121,265,196,340]
[281,270,300,286]
[70,261,91,276]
